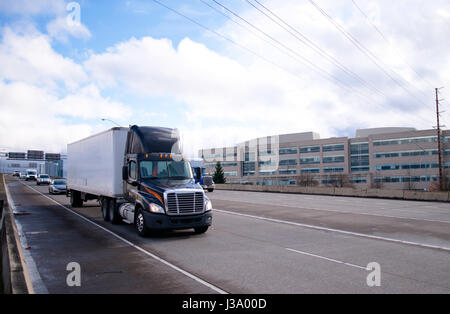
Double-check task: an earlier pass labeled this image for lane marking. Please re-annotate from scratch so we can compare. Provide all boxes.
[3,177,47,294]
[214,209,450,252]
[211,197,450,224]
[285,248,366,270]
[19,181,227,294]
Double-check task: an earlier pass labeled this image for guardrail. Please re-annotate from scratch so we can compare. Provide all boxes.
[0,174,28,294]
[214,184,450,202]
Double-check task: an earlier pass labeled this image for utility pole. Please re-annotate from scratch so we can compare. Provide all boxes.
[435,88,444,191]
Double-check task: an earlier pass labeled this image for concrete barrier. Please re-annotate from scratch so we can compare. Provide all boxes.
[215,184,449,202]
[0,175,29,294]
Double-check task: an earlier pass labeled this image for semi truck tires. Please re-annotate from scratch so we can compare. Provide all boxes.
[101,197,110,222]
[109,199,121,224]
[70,190,83,208]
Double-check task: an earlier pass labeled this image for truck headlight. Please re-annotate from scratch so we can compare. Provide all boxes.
[149,203,165,214]
[205,199,213,211]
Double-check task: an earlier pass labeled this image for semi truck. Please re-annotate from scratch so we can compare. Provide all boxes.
[67,125,213,236]
[190,159,215,192]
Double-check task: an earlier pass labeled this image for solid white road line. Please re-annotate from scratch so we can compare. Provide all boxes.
[20,181,228,294]
[214,209,450,252]
[285,248,366,270]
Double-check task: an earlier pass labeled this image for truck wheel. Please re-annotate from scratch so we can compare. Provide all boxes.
[194,226,209,234]
[101,198,110,221]
[70,190,82,207]
[109,199,121,224]
[207,188,214,192]
[135,209,149,237]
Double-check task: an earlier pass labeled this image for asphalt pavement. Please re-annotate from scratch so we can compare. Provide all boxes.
[4,176,450,293]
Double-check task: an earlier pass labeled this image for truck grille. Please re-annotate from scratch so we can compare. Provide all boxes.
[166,192,204,215]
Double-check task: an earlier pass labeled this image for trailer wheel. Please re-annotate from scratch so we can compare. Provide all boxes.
[109,199,121,224]
[194,226,209,234]
[135,208,149,237]
[101,198,110,222]
[207,188,214,192]
[70,190,82,208]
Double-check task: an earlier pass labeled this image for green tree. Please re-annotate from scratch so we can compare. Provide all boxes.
[213,162,226,184]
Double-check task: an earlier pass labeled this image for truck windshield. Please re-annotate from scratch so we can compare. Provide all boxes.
[140,161,193,180]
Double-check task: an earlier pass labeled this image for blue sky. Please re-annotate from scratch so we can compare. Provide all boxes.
[1,0,449,155]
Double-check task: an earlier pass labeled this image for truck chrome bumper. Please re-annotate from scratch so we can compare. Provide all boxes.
[143,211,212,230]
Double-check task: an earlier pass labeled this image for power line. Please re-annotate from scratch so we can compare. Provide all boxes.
[148,0,313,85]
[244,0,433,126]
[247,0,386,99]
[209,0,360,92]
[308,0,432,111]
[151,0,434,127]
[207,0,395,108]
[350,0,438,97]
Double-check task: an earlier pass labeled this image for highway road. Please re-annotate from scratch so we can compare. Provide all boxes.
[4,176,450,294]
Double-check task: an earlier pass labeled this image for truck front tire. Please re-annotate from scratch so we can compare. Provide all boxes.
[135,209,149,237]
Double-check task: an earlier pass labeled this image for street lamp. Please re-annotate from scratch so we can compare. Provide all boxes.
[101,118,121,127]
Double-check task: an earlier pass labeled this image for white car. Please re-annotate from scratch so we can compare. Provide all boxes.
[25,169,37,181]
[49,179,67,194]
[37,174,51,185]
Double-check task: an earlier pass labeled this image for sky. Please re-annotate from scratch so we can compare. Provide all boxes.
[0,0,449,157]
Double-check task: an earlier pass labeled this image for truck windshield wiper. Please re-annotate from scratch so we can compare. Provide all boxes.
[169,176,190,179]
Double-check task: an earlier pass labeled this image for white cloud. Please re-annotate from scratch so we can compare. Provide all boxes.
[0,28,131,152]
[0,27,87,89]
[46,17,91,42]
[1,0,450,155]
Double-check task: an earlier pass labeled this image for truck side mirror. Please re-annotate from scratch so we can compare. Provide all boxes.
[122,166,128,181]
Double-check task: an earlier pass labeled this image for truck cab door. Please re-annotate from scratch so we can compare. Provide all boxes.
[125,159,138,200]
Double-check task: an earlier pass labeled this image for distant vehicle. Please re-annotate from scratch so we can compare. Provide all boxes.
[12,171,20,177]
[25,169,37,181]
[190,159,215,192]
[49,179,67,194]
[19,173,26,180]
[67,125,213,236]
[37,174,51,185]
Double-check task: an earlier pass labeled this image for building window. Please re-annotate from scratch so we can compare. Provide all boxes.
[259,170,276,176]
[350,142,369,172]
[221,162,238,167]
[301,168,320,174]
[279,159,297,166]
[323,167,344,173]
[279,147,298,155]
[322,144,345,152]
[279,169,297,175]
[350,177,367,184]
[300,146,320,153]
[300,156,320,164]
[242,162,255,176]
[373,136,437,146]
[224,171,238,177]
[323,155,345,164]
[278,179,296,186]
[373,162,449,171]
